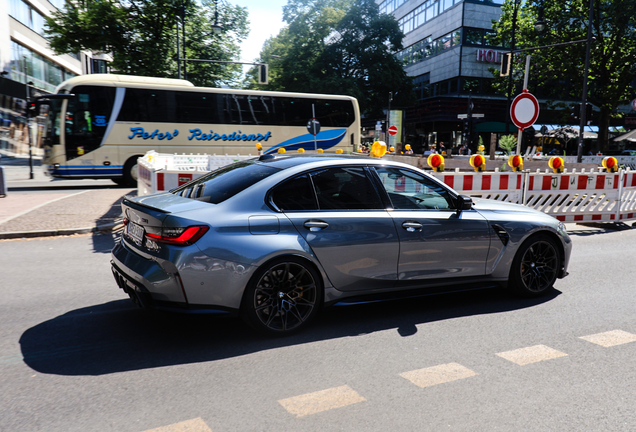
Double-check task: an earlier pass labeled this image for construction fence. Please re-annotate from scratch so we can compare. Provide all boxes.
[137,151,636,223]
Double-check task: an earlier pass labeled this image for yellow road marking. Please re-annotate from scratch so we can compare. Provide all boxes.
[142,417,212,432]
[278,385,366,417]
[496,344,567,365]
[400,362,477,388]
[580,329,636,347]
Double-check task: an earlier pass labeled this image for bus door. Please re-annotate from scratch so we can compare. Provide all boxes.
[64,86,116,174]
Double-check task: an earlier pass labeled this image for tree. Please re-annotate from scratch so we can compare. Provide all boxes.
[45,0,249,87]
[491,0,636,151]
[246,0,414,117]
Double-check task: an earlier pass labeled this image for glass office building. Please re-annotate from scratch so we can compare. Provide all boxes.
[378,0,512,153]
[1,0,110,156]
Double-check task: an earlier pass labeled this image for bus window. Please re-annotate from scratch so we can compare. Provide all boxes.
[65,86,115,160]
[118,88,176,122]
[174,91,222,124]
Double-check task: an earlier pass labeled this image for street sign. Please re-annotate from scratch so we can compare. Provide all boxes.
[510,90,539,130]
[458,114,484,119]
[388,125,398,136]
[631,98,636,111]
[306,119,321,135]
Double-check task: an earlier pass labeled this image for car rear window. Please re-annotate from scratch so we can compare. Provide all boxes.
[171,160,280,204]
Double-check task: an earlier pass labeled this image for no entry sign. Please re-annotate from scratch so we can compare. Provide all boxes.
[388,125,398,136]
[510,91,539,130]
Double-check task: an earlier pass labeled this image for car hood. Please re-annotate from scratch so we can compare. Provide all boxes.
[471,198,541,214]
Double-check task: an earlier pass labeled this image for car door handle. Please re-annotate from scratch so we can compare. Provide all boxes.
[304,220,329,231]
[402,221,422,232]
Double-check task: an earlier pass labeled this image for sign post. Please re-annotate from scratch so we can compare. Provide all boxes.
[307,104,321,151]
[510,90,539,155]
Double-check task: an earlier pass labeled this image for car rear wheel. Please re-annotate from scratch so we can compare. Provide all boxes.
[242,257,322,335]
[509,234,560,297]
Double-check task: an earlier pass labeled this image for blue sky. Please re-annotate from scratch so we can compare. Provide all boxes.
[232,0,288,63]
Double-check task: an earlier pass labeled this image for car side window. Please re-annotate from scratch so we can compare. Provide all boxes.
[374,167,453,210]
[310,167,384,210]
[270,174,318,211]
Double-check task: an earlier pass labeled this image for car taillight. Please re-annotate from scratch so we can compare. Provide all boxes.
[145,225,209,246]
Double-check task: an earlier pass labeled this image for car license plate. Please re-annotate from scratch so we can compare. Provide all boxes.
[126,221,145,246]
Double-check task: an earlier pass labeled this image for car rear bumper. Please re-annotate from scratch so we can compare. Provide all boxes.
[111,241,236,314]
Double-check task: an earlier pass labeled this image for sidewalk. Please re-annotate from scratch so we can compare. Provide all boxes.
[0,155,134,239]
[0,189,134,239]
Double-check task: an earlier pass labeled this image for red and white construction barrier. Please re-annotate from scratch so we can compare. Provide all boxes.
[136,151,636,222]
[431,168,636,223]
[137,151,254,196]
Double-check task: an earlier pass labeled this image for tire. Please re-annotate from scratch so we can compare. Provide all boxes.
[242,257,322,335]
[121,157,140,187]
[509,234,560,297]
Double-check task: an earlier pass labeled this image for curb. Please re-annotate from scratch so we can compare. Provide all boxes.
[0,219,124,240]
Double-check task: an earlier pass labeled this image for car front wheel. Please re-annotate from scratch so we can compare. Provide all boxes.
[509,234,560,297]
[242,258,322,335]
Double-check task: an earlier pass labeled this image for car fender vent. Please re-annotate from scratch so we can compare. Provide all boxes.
[491,224,510,246]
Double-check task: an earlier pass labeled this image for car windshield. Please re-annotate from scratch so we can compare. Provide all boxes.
[171,160,280,204]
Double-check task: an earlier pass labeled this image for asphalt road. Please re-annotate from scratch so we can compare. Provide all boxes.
[1,223,636,431]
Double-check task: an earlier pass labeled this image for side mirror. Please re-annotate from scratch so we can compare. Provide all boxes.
[456,195,472,214]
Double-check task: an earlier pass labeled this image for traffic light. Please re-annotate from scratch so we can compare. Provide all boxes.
[26,99,39,118]
[258,64,269,85]
[500,53,512,77]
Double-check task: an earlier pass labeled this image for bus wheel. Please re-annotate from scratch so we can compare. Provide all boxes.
[122,157,140,187]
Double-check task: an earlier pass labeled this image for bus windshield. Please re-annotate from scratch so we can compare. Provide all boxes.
[44,99,63,147]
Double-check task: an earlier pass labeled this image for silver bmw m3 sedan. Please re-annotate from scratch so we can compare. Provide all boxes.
[111,154,572,335]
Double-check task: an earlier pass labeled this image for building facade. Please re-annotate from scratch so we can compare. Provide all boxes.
[378,0,508,154]
[1,0,109,156]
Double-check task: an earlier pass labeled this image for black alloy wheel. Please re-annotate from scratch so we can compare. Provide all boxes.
[510,234,560,297]
[243,258,321,335]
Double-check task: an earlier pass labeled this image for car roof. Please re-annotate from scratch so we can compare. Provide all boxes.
[255,153,377,170]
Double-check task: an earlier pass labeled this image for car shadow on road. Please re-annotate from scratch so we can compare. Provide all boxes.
[19,287,560,376]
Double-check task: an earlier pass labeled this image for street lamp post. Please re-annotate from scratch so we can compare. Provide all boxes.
[576,0,594,163]
[386,92,393,143]
[23,57,33,180]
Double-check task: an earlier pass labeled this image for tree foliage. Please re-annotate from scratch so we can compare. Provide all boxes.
[491,0,636,151]
[45,0,249,87]
[246,0,414,118]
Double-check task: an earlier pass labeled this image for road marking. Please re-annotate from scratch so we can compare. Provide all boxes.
[400,362,477,388]
[141,417,212,432]
[579,329,636,347]
[278,385,366,417]
[496,344,567,365]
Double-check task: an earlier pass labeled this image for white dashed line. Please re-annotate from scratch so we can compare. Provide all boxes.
[278,385,366,417]
[400,362,478,388]
[580,329,636,347]
[496,344,568,365]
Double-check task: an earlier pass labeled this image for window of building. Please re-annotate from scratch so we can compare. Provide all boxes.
[397,30,461,67]
[10,42,76,92]
[9,0,47,37]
